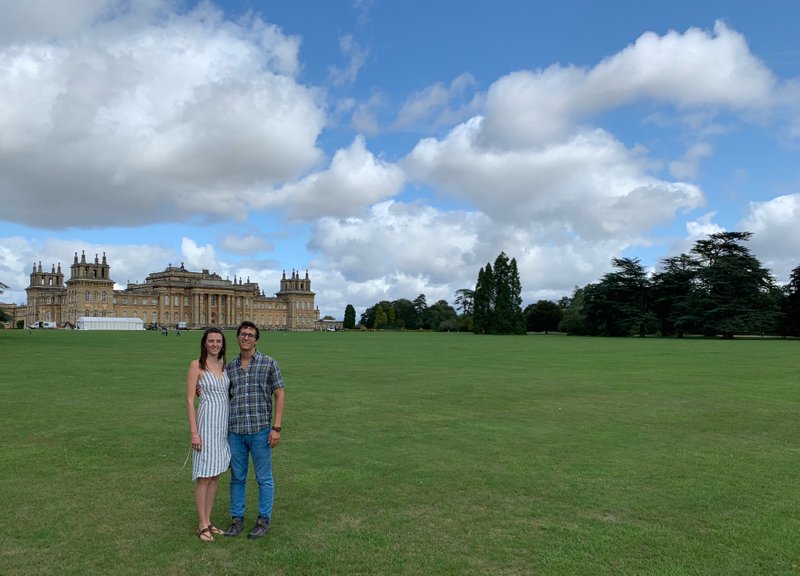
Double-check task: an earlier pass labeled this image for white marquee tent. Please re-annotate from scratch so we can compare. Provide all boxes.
[77,317,144,331]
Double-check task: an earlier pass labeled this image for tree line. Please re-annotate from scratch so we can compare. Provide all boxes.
[354,294,460,331]
[348,232,800,338]
[560,231,800,338]
[352,251,526,334]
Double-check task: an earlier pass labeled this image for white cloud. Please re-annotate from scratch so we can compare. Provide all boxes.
[478,21,775,149]
[739,194,800,283]
[406,120,704,240]
[308,200,485,285]
[394,73,480,130]
[219,234,274,255]
[0,3,324,229]
[328,34,369,87]
[685,212,725,240]
[669,142,714,179]
[350,93,384,135]
[586,22,774,109]
[180,237,220,272]
[0,235,174,302]
[306,200,630,313]
[268,136,406,220]
[0,0,132,45]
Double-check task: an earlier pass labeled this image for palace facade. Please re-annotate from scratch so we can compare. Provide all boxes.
[21,251,319,330]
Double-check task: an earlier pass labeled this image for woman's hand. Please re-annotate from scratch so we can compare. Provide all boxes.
[191,434,202,451]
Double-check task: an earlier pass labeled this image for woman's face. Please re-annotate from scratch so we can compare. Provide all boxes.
[205,333,224,357]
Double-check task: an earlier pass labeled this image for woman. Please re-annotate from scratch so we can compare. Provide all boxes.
[186,327,231,541]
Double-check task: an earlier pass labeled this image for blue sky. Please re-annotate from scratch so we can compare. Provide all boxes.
[2,0,799,318]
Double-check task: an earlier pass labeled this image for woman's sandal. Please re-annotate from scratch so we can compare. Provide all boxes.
[197,527,214,542]
[208,525,224,535]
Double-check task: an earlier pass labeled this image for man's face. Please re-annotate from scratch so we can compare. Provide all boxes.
[237,328,258,351]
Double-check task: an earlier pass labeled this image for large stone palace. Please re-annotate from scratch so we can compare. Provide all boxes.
[17,250,320,330]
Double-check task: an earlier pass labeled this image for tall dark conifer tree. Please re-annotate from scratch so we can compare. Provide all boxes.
[472,264,494,334]
[472,253,525,335]
[343,304,356,329]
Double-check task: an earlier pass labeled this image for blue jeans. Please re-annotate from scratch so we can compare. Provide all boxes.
[228,428,274,520]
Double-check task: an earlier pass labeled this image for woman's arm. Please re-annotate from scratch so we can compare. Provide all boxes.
[185,360,202,450]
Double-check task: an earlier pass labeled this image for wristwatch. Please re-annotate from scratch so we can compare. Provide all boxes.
[271,426,282,432]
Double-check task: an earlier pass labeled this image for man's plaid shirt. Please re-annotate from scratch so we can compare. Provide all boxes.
[226,350,285,435]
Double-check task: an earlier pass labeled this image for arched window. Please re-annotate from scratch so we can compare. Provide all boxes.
[85,290,90,302]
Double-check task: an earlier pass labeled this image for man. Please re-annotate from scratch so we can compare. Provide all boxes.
[223,321,285,540]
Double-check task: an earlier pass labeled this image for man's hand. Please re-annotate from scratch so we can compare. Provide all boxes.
[268,429,281,448]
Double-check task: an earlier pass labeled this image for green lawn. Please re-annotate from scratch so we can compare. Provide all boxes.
[1,329,798,575]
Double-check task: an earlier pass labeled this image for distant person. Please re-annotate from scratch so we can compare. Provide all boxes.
[185,327,231,542]
[222,321,285,540]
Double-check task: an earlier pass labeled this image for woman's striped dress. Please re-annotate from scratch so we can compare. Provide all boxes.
[192,370,231,480]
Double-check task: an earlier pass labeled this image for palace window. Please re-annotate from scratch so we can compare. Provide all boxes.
[102,293,107,303]
[85,291,90,302]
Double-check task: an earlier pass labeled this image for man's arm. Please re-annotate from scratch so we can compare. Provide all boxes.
[269,387,284,448]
